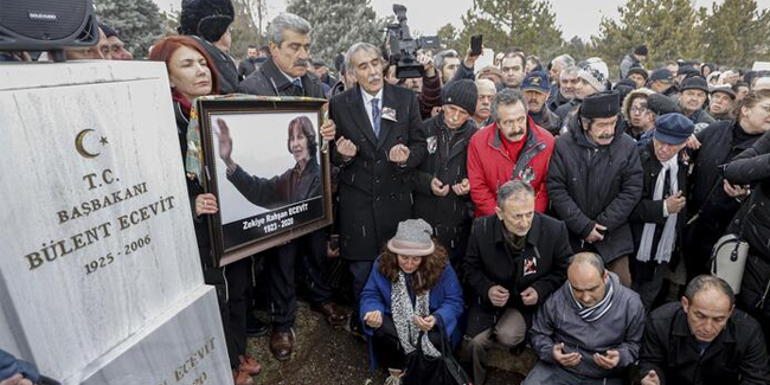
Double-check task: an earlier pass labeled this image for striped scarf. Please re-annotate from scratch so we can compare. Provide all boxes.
[568,278,615,323]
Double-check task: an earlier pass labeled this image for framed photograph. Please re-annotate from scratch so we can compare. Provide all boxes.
[197,98,332,266]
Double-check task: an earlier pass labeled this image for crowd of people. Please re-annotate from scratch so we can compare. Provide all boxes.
[3,1,770,385]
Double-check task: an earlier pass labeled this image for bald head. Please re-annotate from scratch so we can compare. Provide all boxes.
[568,252,608,307]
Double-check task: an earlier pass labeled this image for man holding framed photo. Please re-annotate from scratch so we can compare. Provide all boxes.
[329,42,428,333]
[235,12,345,361]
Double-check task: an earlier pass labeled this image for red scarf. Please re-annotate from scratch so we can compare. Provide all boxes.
[172,89,192,117]
[498,126,525,162]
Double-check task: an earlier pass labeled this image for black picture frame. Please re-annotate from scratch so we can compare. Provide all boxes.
[197,98,332,267]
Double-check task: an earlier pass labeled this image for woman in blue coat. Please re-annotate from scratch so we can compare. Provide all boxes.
[359,219,464,384]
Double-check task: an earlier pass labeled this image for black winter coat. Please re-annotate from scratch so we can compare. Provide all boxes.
[192,36,240,95]
[174,101,226,295]
[237,57,261,79]
[639,302,768,385]
[687,120,763,235]
[463,213,572,337]
[547,114,643,262]
[724,129,770,316]
[329,84,427,261]
[412,114,477,252]
[237,58,324,98]
[227,161,320,210]
[547,88,571,113]
[529,108,562,136]
[629,142,688,281]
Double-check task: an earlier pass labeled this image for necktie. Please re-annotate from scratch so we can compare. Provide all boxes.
[291,78,303,89]
[372,98,381,138]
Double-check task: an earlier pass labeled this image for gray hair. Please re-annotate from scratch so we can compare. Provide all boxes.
[569,252,605,277]
[560,65,580,80]
[685,275,736,307]
[268,13,311,47]
[551,54,576,69]
[343,42,381,76]
[491,88,526,120]
[475,78,496,94]
[496,180,534,208]
[435,49,459,72]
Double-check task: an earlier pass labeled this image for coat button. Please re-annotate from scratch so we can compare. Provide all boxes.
[375,177,380,184]
[376,159,382,165]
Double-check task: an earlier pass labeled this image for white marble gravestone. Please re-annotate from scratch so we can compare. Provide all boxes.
[0,61,231,384]
[76,286,231,385]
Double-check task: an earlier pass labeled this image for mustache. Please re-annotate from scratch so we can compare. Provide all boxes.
[597,133,614,140]
[294,59,309,67]
[368,75,381,83]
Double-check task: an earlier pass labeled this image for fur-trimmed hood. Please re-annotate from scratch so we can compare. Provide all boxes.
[621,87,655,122]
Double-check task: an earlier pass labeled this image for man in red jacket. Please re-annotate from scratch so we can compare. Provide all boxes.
[468,89,555,217]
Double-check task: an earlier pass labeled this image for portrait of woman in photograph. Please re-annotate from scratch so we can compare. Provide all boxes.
[217,115,321,209]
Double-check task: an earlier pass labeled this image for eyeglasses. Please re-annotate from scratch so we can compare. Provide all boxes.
[630,107,649,115]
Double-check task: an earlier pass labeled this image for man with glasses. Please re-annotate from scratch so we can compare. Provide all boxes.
[467,89,556,218]
[548,91,643,288]
[463,180,572,385]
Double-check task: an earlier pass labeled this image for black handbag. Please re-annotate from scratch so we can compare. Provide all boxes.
[403,316,472,385]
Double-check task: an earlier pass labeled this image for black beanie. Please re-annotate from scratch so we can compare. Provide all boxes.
[634,45,648,56]
[442,79,478,115]
[581,91,620,119]
[179,0,234,43]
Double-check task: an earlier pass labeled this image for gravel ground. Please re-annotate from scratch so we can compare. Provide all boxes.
[245,302,524,385]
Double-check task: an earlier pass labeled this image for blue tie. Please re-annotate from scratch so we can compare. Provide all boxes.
[291,78,303,89]
[372,98,381,138]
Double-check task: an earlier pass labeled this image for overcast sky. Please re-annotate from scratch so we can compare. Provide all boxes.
[152,0,770,40]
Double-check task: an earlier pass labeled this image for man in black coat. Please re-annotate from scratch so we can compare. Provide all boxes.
[629,114,693,310]
[678,76,716,133]
[178,0,240,94]
[227,12,345,360]
[237,14,323,98]
[330,42,428,318]
[412,79,478,266]
[523,71,562,136]
[639,275,768,385]
[237,46,265,79]
[547,91,643,287]
[463,180,572,385]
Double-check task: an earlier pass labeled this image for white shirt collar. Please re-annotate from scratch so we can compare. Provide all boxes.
[278,67,300,84]
[360,86,383,105]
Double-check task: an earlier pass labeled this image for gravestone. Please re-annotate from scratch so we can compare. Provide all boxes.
[0,61,232,384]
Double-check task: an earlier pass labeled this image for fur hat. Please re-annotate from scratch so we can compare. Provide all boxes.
[581,91,620,119]
[178,0,234,43]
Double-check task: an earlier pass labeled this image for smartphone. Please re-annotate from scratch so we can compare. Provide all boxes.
[470,35,483,56]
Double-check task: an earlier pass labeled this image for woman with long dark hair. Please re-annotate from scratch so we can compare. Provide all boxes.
[149,35,259,385]
[360,219,464,384]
